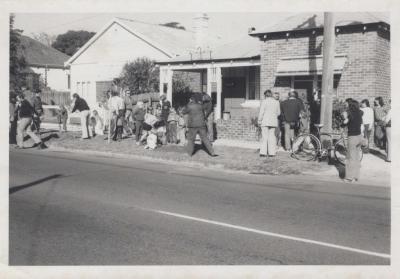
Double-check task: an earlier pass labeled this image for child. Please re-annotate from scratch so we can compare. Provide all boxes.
[92,110,104,136]
[133,101,146,145]
[57,105,68,132]
[167,107,178,144]
[177,107,186,146]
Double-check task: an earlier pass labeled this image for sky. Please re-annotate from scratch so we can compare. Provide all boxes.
[13,12,294,44]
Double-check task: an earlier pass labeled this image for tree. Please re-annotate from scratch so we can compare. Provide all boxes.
[51,30,95,56]
[159,22,186,30]
[31,32,57,47]
[119,57,160,95]
[9,14,26,94]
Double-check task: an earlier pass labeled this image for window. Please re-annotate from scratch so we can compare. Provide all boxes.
[67,74,71,89]
[248,67,260,100]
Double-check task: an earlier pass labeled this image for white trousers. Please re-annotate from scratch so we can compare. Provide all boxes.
[260,126,277,156]
[80,110,92,139]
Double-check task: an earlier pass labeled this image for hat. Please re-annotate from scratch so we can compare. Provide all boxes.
[160,94,166,100]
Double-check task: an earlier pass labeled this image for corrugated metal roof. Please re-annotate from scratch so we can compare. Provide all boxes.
[157,35,260,63]
[250,12,389,35]
[19,35,70,68]
[116,17,222,57]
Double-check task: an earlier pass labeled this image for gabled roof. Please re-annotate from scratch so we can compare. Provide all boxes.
[250,12,390,36]
[65,17,222,66]
[157,35,260,64]
[19,35,70,68]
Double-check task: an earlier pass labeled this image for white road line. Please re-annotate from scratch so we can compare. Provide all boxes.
[149,209,390,259]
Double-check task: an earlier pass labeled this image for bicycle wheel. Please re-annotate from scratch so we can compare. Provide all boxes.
[292,134,320,161]
[334,137,363,165]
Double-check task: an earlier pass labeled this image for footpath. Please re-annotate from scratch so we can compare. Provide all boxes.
[35,125,391,187]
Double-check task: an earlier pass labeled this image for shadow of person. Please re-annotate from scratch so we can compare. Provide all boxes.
[9,174,64,194]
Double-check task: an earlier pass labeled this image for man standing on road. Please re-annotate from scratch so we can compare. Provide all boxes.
[280,90,304,151]
[183,94,217,157]
[15,93,46,149]
[71,93,91,140]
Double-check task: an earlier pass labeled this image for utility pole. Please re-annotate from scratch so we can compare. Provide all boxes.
[320,12,335,134]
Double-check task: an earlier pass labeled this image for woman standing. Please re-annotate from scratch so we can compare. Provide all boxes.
[258,90,281,157]
[373,97,386,149]
[343,99,363,183]
[384,101,391,162]
[360,99,374,153]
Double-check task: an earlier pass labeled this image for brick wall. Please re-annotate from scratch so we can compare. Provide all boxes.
[216,116,260,142]
[260,28,390,104]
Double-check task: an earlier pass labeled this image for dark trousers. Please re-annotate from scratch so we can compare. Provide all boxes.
[186,126,214,156]
[9,120,17,144]
[168,121,177,143]
[135,120,143,142]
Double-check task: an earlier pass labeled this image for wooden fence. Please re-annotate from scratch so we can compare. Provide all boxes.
[40,90,71,106]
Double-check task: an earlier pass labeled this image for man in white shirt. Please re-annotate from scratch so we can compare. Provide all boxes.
[360,99,374,153]
[108,91,125,141]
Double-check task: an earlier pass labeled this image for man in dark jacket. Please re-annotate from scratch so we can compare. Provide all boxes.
[182,94,217,157]
[71,93,91,139]
[29,89,44,133]
[15,93,46,149]
[280,90,304,151]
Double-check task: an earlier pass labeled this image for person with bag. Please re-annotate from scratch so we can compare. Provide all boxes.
[280,90,304,151]
[258,90,281,157]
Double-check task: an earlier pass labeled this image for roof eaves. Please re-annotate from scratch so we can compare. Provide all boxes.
[250,19,389,37]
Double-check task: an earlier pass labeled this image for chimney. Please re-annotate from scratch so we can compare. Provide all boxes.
[193,13,209,51]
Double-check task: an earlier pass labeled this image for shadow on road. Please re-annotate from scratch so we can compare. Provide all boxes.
[9,174,64,194]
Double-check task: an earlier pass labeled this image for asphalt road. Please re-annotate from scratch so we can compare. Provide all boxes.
[9,149,390,265]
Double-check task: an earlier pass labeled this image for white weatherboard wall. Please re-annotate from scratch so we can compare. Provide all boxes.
[31,66,69,92]
[69,22,172,108]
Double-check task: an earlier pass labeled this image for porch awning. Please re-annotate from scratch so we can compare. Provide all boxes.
[276,54,347,76]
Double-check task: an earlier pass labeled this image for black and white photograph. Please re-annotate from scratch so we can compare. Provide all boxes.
[2,0,399,278]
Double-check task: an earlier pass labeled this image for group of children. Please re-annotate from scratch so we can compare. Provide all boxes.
[138,104,187,150]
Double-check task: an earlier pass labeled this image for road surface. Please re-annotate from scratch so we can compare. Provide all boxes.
[9,149,390,265]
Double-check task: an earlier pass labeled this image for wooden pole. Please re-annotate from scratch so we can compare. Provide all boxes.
[107,94,111,144]
[320,12,335,134]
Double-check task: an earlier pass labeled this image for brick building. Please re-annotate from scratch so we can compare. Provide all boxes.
[250,12,390,106]
[159,13,390,142]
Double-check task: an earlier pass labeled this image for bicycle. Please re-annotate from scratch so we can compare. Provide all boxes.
[291,124,363,165]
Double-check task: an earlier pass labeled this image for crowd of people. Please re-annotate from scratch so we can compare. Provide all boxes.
[9,88,47,150]
[10,86,391,182]
[258,89,391,183]
[68,89,217,157]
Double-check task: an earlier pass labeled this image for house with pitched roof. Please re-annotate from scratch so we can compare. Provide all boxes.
[64,14,220,108]
[20,35,71,92]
